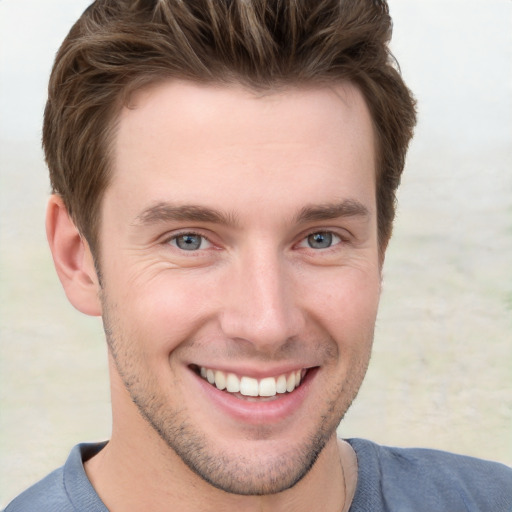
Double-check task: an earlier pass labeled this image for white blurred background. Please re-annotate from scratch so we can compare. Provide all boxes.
[1,0,511,506]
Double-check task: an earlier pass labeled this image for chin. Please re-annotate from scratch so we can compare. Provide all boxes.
[165,427,334,496]
[130,381,348,496]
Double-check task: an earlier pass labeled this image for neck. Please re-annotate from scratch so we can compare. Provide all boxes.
[85,427,355,512]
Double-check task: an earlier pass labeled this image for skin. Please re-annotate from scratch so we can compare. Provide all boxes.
[47,81,382,511]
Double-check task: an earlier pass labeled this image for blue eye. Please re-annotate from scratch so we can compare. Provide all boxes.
[306,232,339,249]
[171,233,209,251]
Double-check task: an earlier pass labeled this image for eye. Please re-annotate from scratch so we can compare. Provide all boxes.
[169,233,211,251]
[302,231,341,249]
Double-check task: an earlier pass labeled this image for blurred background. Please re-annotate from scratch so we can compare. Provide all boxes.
[1,0,511,506]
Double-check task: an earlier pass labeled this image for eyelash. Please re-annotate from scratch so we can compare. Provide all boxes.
[165,231,212,251]
[298,230,346,251]
[164,229,347,253]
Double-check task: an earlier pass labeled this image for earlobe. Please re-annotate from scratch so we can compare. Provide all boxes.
[46,195,102,316]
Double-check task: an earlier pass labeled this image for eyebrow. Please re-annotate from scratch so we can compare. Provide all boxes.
[294,200,370,224]
[133,202,239,227]
[133,199,369,228]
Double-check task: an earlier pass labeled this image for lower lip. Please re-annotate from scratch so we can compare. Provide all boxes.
[191,368,317,425]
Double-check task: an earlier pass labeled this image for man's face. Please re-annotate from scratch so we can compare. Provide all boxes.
[97,81,381,494]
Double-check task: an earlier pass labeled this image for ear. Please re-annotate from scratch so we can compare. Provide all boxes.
[46,195,102,316]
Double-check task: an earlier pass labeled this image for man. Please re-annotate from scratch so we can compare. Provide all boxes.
[4,0,511,511]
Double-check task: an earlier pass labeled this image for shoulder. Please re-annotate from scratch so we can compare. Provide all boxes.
[346,438,512,512]
[3,443,107,512]
[3,467,68,512]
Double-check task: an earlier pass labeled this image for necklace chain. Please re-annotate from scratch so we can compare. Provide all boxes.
[338,440,348,512]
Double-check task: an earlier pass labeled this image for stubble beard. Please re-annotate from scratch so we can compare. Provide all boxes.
[101,298,371,496]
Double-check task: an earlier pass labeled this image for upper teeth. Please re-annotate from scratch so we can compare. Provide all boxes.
[199,367,303,397]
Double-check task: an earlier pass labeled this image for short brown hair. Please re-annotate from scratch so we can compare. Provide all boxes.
[43,0,416,257]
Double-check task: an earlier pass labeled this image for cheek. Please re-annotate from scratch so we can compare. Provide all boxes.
[302,268,381,341]
[111,271,217,352]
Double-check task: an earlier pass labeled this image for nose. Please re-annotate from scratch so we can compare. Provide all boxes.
[218,247,305,353]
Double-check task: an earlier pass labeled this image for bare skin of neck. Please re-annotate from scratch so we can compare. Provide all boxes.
[85,425,357,512]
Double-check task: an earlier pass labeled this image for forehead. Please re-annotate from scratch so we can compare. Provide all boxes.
[108,80,376,221]
[118,80,374,156]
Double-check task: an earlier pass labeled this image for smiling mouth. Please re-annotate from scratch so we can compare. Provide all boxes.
[192,366,309,400]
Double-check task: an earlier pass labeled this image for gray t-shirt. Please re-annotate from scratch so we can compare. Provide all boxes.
[4,439,512,511]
